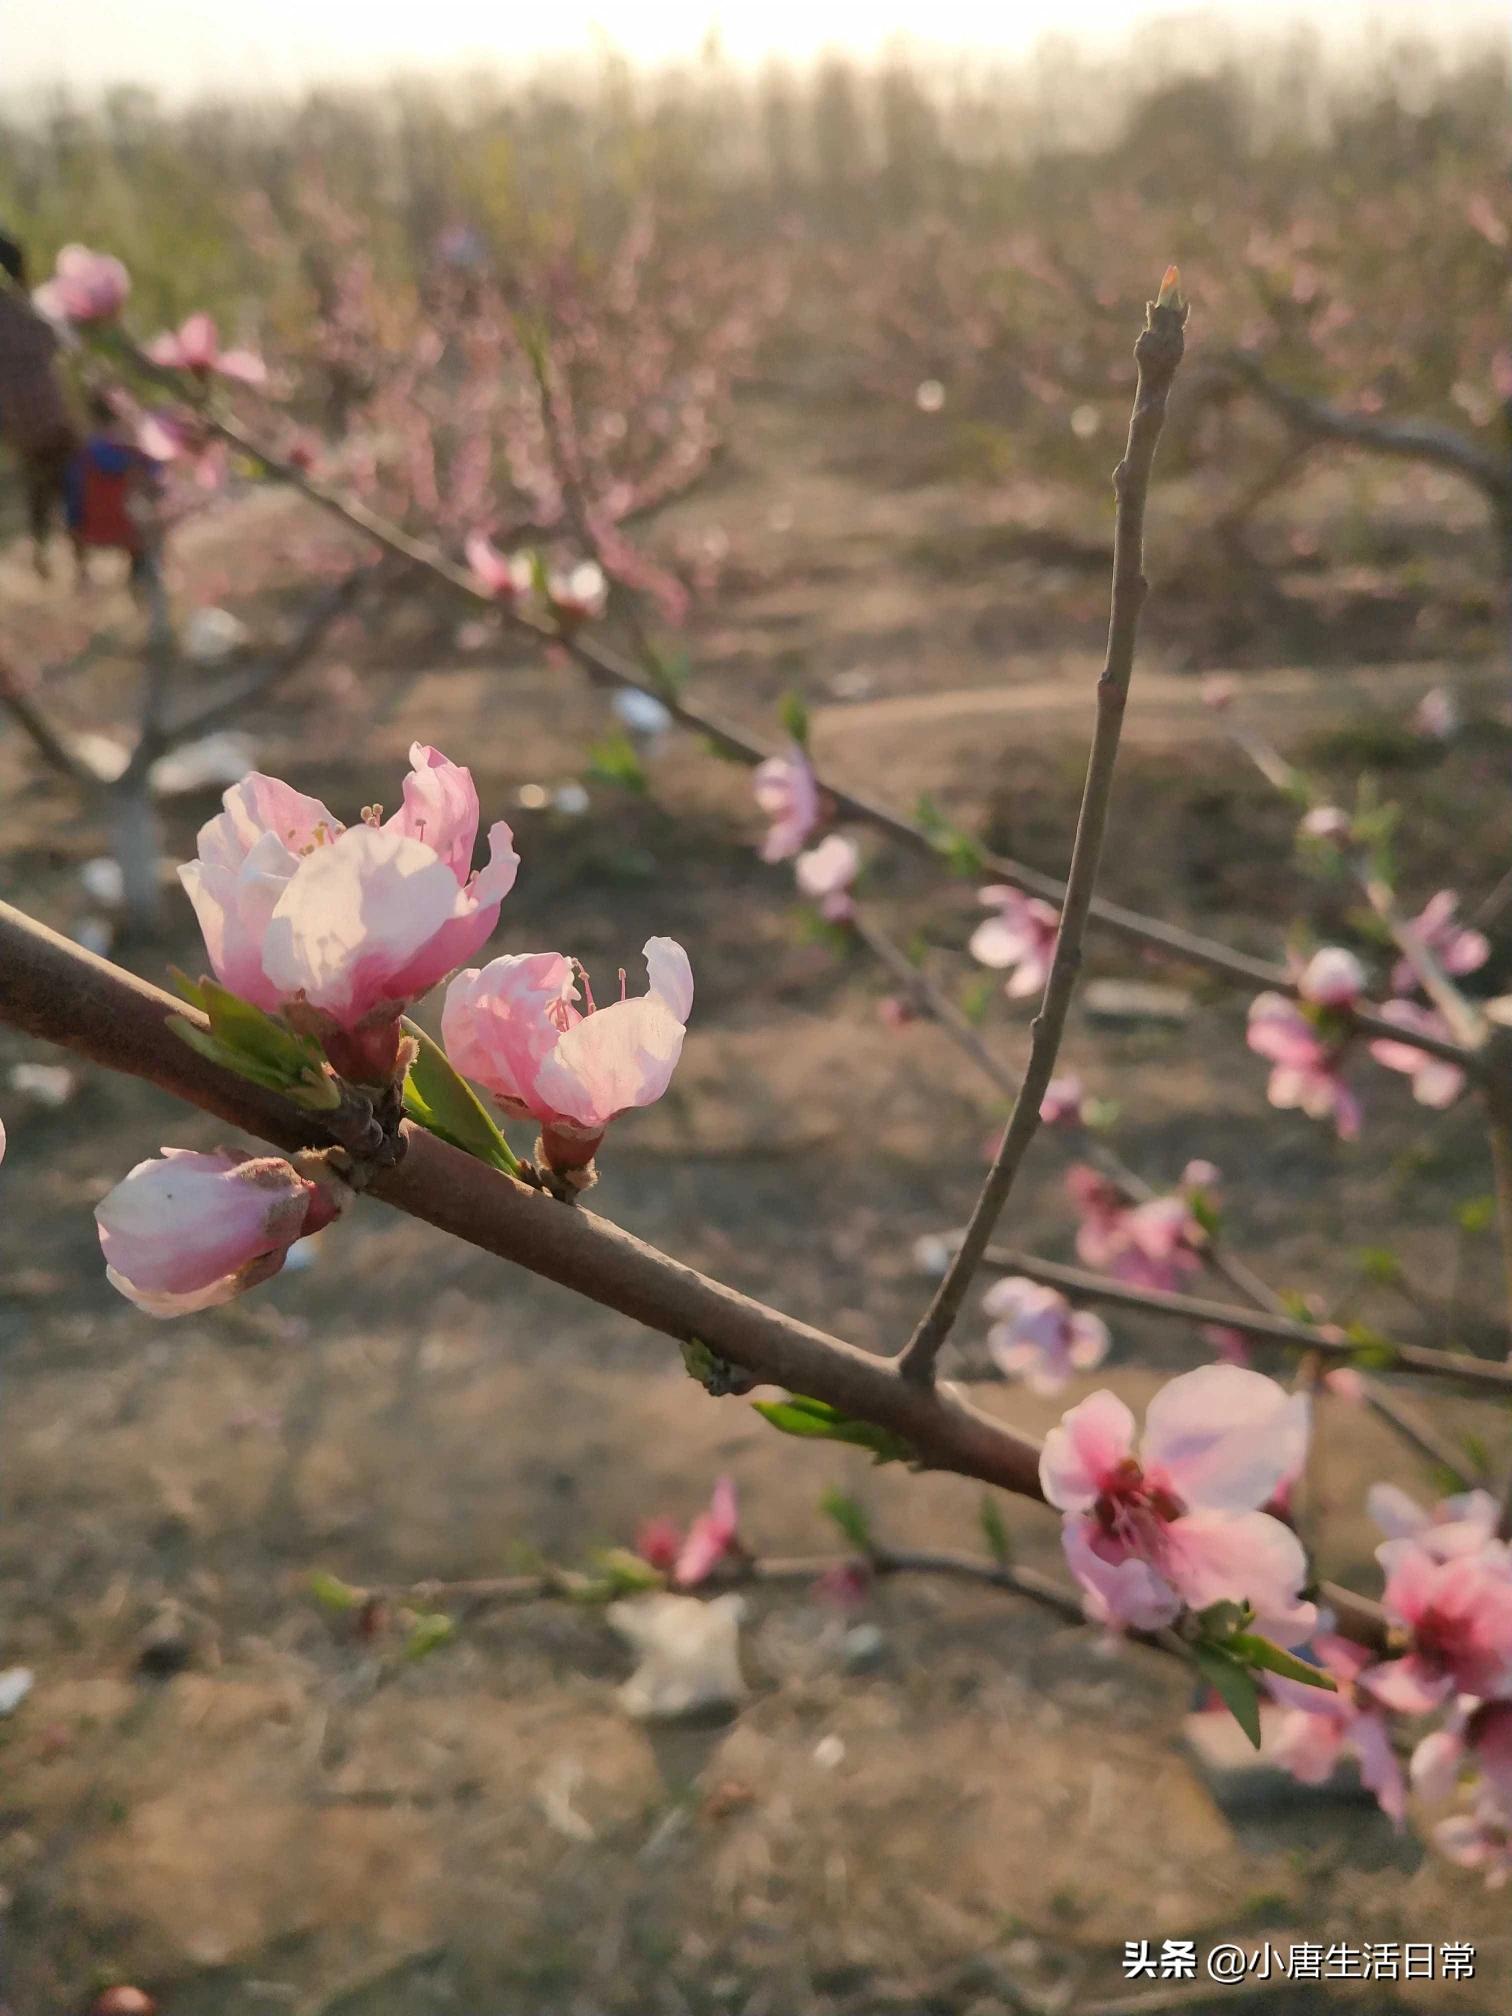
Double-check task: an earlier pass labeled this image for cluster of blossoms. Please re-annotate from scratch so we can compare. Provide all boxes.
[749,745,862,924]
[1264,1482,1512,1878]
[93,745,691,1312]
[1066,1159,1216,1294]
[1249,880,1489,1135]
[465,531,608,629]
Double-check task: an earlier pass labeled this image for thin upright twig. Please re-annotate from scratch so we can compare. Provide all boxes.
[898,277,1188,1384]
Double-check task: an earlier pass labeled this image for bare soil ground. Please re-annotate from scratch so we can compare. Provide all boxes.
[2,377,1511,2013]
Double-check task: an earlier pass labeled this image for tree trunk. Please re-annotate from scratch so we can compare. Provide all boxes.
[109,780,167,941]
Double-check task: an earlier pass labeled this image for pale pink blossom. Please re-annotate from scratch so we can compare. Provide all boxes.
[96,1148,338,1318]
[1368,1484,1503,1564]
[1040,1365,1315,1640]
[33,243,130,325]
[1066,1166,1205,1294]
[1432,1800,1512,1886]
[1266,1633,1406,1823]
[465,531,531,602]
[1390,891,1489,996]
[1368,1001,1465,1107]
[1246,992,1361,1139]
[1370,1546,1512,1713]
[674,1477,740,1586]
[1039,1075,1085,1127]
[442,936,692,1173]
[753,746,820,862]
[547,560,607,626]
[969,886,1059,1000]
[1298,946,1366,1009]
[179,745,519,1078]
[795,834,859,922]
[147,312,266,385]
[1299,805,1352,844]
[1322,1366,1367,1404]
[1413,686,1460,741]
[983,1277,1110,1396]
[1412,1700,1512,1812]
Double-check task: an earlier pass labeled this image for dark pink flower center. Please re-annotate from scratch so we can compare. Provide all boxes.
[1093,1457,1186,1548]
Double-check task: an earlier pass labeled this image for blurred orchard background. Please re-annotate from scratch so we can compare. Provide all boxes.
[2,3,1512,2011]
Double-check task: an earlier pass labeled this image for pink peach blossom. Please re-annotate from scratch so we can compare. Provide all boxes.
[147,312,266,385]
[96,1148,338,1318]
[982,1277,1110,1396]
[1368,1001,1466,1108]
[969,886,1060,1000]
[1412,1700,1512,1813]
[1390,891,1489,996]
[753,746,820,862]
[1040,1365,1315,1640]
[465,531,531,601]
[1066,1165,1205,1294]
[1369,1484,1503,1562]
[1370,1546,1512,1713]
[33,243,130,324]
[1432,1800,1512,1886]
[442,936,692,1173]
[1266,1633,1406,1823]
[1413,687,1460,741]
[795,834,859,922]
[636,1517,683,1574]
[179,745,518,1077]
[1246,992,1361,1139]
[674,1477,740,1587]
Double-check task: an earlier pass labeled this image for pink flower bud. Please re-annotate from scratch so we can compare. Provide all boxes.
[636,1517,683,1574]
[1038,1074,1084,1127]
[33,244,131,325]
[1297,946,1366,1009]
[795,834,859,922]
[96,1148,338,1318]
[465,531,531,602]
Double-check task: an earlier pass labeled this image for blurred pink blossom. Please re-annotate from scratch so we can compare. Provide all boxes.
[147,312,266,385]
[1390,891,1488,996]
[33,243,130,324]
[1246,993,1360,1139]
[1369,1001,1466,1108]
[753,745,820,862]
[970,886,1060,1000]
[982,1276,1110,1395]
[795,834,859,922]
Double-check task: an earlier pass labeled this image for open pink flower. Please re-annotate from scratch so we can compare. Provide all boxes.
[1391,891,1489,996]
[443,937,692,1174]
[1266,1633,1406,1823]
[33,243,130,325]
[795,834,859,922]
[1368,1000,1465,1108]
[147,312,266,385]
[1299,805,1352,844]
[179,745,519,1079]
[1067,1166,1204,1294]
[1297,946,1366,1010]
[96,1148,338,1318]
[1369,1483,1502,1563]
[1370,1546,1512,1713]
[753,746,820,862]
[1041,1365,1315,1640]
[465,531,531,602]
[970,886,1060,1000]
[1246,992,1360,1138]
[1413,1700,1512,1813]
[674,1478,740,1587]
[983,1277,1110,1396]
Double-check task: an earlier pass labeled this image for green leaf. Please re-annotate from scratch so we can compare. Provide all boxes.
[752,1395,913,1466]
[820,1488,874,1554]
[587,731,649,795]
[1343,1321,1398,1371]
[402,1021,523,1175]
[586,1547,665,1596]
[307,1569,365,1614]
[1356,1246,1402,1286]
[778,689,810,749]
[168,978,340,1108]
[1230,1634,1338,1692]
[1191,1643,1263,1750]
[1187,1191,1222,1239]
[960,974,996,1026]
[978,1495,1012,1566]
[680,1338,756,1397]
[402,1611,456,1662]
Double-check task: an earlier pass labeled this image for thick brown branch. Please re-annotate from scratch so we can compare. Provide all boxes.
[0,897,1386,1653]
[898,288,1187,1382]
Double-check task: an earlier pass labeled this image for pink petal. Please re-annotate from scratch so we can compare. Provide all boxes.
[1141,1364,1310,1511]
[1163,1508,1316,1643]
[1039,1389,1136,1511]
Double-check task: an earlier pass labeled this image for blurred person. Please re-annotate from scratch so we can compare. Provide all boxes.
[65,391,161,593]
[0,228,81,576]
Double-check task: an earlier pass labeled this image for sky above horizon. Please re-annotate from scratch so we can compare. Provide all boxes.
[6,0,1508,100]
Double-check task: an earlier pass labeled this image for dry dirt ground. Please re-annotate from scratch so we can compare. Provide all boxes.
[2,377,1512,2014]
